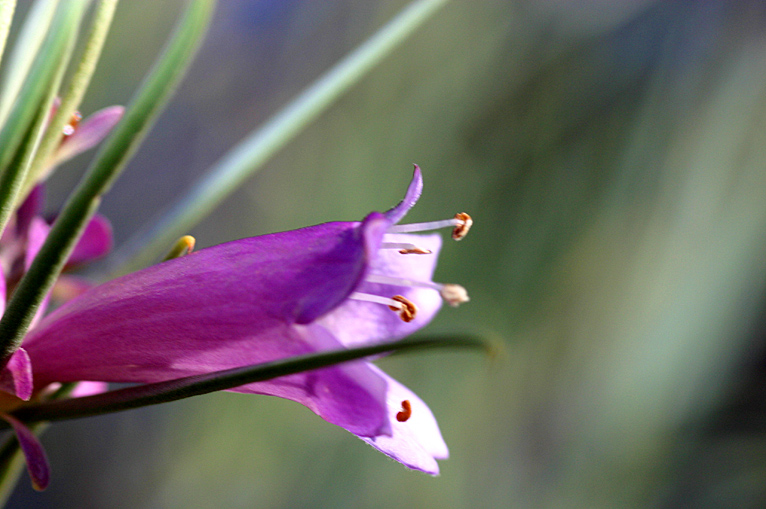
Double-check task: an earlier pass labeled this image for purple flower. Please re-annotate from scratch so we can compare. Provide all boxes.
[0,186,113,402]
[19,166,471,475]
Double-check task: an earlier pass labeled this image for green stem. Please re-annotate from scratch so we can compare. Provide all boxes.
[115,0,450,273]
[0,0,216,361]
[0,0,17,71]
[7,335,485,427]
[19,0,120,203]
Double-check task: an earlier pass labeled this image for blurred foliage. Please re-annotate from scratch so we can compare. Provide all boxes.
[8,0,766,507]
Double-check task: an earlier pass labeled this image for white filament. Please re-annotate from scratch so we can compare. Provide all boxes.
[348,292,403,309]
[386,218,460,234]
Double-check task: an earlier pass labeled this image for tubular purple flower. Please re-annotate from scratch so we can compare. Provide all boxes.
[19,166,470,474]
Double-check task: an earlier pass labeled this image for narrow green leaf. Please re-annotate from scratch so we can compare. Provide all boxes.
[0,0,59,128]
[7,335,486,426]
[115,0,450,273]
[0,0,17,72]
[0,0,215,361]
[0,0,86,240]
[19,0,120,203]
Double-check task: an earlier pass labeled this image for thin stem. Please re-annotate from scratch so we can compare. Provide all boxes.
[115,0,450,273]
[0,0,216,362]
[20,0,120,203]
[6,335,486,427]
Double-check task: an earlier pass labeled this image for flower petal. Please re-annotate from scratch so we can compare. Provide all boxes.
[65,214,113,267]
[0,348,33,400]
[316,232,443,348]
[51,105,124,166]
[0,413,50,490]
[15,185,44,237]
[69,381,109,398]
[385,165,423,224]
[24,218,52,328]
[24,217,50,271]
[360,365,448,475]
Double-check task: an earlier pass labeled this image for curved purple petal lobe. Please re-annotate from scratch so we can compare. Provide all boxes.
[66,214,113,267]
[0,348,33,400]
[0,413,50,490]
[385,165,423,224]
[360,366,448,474]
[52,105,124,166]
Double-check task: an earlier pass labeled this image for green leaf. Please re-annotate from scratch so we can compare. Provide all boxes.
[19,0,120,203]
[0,0,86,240]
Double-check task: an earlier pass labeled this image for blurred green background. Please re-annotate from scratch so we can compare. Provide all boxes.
[9,0,766,507]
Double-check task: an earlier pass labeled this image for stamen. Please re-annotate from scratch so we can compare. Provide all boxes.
[440,284,470,307]
[452,212,472,240]
[389,295,417,322]
[396,400,412,422]
[348,293,418,322]
[381,242,432,255]
[386,216,462,234]
[365,274,470,307]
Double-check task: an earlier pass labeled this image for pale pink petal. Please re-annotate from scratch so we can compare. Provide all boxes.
[360,365,449,475]
[51,106,124,165]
